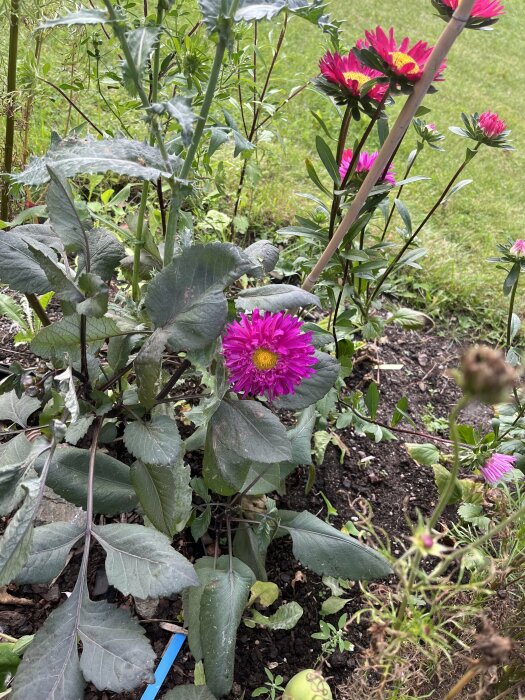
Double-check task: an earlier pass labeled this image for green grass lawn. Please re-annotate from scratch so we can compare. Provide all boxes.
[247,0,524,327]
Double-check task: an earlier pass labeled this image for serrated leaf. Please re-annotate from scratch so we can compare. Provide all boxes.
[274,351,339,410]
[235,284,320,312]
[31,314,122,364]
[0,229,57,294]
[277,510,392,580]
[0,389,40,427]
[153,97,197,146]
[131,459,192,537]
[249,601,303,630]
[77,227,125,280]
[124,415,182,466]
[145,243,253,351]
[15,522,83,584]
[35,446,138,515]
[406,442,440,466]
[10,582,85,700]
[0,479,40,585]
[78,594,155,691]
[122,28,160,95]
[39,8,109,27]
[15,137,182,185]
[93,523,198,598]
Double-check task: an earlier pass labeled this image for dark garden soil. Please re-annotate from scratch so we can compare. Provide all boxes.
[0,318,492,699]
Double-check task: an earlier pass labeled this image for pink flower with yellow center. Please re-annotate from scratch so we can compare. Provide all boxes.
[222,309,317,401]
[438,0,504,19]
[478,111,506,138]
[510,239,525,257]
[480,453,516,484]
[319,51,388,103]
[358,26,446,85]
[339,148,395,185]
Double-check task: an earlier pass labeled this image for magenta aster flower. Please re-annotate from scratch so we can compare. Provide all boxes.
[339,148,395,185]
[479,111,506,138]
[510,239,525,257]
[357,26,446,88]
[319,51,388,104]
[222,309,316,400]
[480,453,516,484]
[432,0,504,29]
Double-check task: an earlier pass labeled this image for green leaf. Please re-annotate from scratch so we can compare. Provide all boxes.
[320,596,348,616]
[277,510,392,580]
[122,28,160,95]
[77,227,125,280]
[244,240,279,277]
[315,135,340,185]
[432,464,463,504]
[131,459,192,537]
[15,522,84,584]
[31,314,122,364]
[365,382,380,420]
[274,351,339,410]
[206,399,291,490]
[510,313,521,343]
[46,167,91,256]
[280,405,316,476]
[0,389,40,427]
[248,581,280,608]
[145,243,252,351]
[0,434,41,515]
[248,601,303,630]
[391,396,410,428]
[78,593,155,692]
[235,284,320,312]
[163,686,217,700]
[15,137,182,186]
[0,479,40,585]
[199,556,255,697]
[124,416,182,466]
[35,446,138,515]
[152,97,197,147]
[503,262,520,296]
[134,328,169,409]
[93,523,198,598]
[0,229,56,294]
[39,8,109,27]
[10,582,85,700]
[232,522,268,581]
[394,199,412,235]
[26,242,82,303]
[76,273,108,317]
[389,307,429,330]
[406,442,440,466]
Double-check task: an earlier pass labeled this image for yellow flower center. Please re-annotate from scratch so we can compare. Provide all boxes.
[389,51,419,76]
[343,71,369,90]
[252,348,279,371]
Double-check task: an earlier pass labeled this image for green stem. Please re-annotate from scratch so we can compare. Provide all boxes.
[368,146,480,309]
[380,141,423,242]
[1,0,20,220]
[505,272,519,354]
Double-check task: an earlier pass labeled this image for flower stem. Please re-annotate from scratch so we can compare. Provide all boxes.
[380,141,423,242]
[505,272,520,355]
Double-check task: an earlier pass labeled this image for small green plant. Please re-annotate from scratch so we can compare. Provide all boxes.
[312,613,354,661]
[251,667,285,700]
[421,403,449,434]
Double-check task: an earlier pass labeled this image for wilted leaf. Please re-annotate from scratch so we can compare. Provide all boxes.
[247,601,303,630]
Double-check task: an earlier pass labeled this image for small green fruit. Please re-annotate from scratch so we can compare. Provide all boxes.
[282,669,332,700]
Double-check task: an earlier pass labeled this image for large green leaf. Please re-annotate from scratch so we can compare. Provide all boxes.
[131,459,192,537]
[76,226,125,280]
[152,97,197,146]
[78,593,155,691]
[10,581,85,700]
[280,405,316,477]
[145,243,253,351]
[31,314,122,364]
[274,351,339,410]
[243,240,279,277]
[278,510,392,580]
[206,399,291,490]
[35,447,138,515]
[124,415,182,466]
[134,328,170,409]
[15,522,84,584]
[0,389,40,428]
[122,28,160,95]
[0,479,40,585]
[232,522,268,581]
[0,229,57,294]
[199,0,333,32]
[46,167,91,256]
[235,284,320,312]
[187,556,255,697]
[93,523,198,598]
[15,137,182,185]
[0,435,43,515]
[26,242,82,303]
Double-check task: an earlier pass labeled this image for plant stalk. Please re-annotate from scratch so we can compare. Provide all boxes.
[380,141,423,242]
[1,0,21,221]
[505,272,520,354]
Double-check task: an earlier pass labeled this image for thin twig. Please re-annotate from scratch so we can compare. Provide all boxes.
[155,358,191,401]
